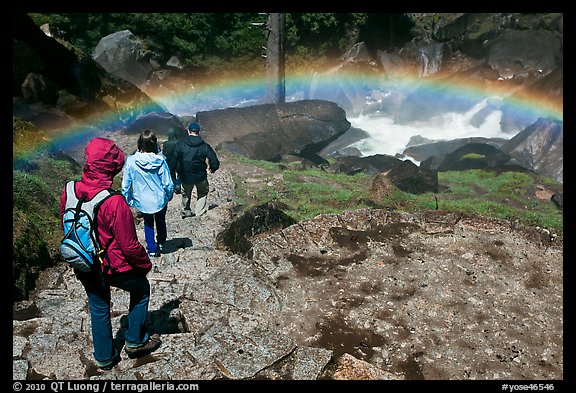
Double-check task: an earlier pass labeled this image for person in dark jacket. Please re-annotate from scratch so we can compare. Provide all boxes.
[59,138,161,371]
[162,126,187,194]
[167,122,220,218]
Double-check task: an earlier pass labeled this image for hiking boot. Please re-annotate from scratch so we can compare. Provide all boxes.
[125,333,162,359]
[99,354,121,371]
[148,247,162,258]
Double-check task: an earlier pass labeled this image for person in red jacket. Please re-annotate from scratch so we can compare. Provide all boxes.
[59,137,161,371]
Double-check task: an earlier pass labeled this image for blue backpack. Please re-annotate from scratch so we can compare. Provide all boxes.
[60,181,113,272]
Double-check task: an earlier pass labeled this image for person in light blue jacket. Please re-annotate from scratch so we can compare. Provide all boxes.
[122,130,174,257]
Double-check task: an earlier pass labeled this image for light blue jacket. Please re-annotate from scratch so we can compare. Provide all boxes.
[122,151,174,214]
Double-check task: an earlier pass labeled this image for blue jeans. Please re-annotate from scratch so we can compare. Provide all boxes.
[78,270,151,367]
[142,205,168,254]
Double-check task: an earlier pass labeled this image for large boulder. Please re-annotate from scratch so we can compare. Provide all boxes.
[403,136,508,168]
[386,159,439,194]
[121,111,187,136]
[501,117,563,183]
[437,142,512,172]
[92,29,156,88]
[196,100,351,162]
[331,154,402,176]
[330,154,438,195]
[485,29,561,82]
[216,202,297,255]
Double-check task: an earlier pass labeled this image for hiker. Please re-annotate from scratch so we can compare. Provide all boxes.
[122,130,174,257]
[162,126,187,194]
[167,121,220,218]
[59,137,161,371]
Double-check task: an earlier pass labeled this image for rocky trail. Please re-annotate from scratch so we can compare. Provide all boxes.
[13,134,241,378]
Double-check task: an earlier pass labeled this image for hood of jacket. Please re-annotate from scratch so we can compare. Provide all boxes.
[81,138,125,189]
[184,135,206,147]
[132,151,165,170]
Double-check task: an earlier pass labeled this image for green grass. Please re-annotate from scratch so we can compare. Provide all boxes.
[13,118,50,160]
[227,152,376,222]
[228,155,563,233]
[403,170,563,231]
[461,153,485,160]
[13,157,81,249]
[12,157,80,302]
[277,170,373,221]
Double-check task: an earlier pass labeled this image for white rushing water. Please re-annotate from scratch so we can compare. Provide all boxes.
[347,97,514,159]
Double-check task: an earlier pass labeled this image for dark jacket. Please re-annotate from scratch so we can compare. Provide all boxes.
[59,138,152,275]
[162,127,187,160]
[167,135,220,185]
[162,127,187,181]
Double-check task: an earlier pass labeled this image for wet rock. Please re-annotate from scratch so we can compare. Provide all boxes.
[215,202,297,255]
[332,353,404,380]
[196,100,351,161]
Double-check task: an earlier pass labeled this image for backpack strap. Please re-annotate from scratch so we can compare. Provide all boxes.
[74,193,87,216]
[64,181,79,208]
[91,189,121,274]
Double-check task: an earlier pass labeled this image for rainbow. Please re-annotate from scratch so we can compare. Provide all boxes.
[152,68,562,120]
[13,67,563,163]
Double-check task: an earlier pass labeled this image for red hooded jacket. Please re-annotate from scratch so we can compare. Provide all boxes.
[59,138,152,275]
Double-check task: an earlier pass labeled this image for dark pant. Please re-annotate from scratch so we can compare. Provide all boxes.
[181,178,209,217]
[142,205,168,254]
[77,270,151,367]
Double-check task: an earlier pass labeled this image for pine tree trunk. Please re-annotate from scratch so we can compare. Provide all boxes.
[266,13,285,104]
